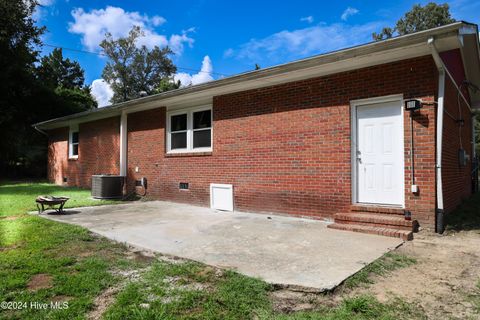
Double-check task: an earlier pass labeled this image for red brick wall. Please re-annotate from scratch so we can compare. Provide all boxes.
[48,54,477,229]
[404,97,437,227]
[47,117,120,188]
[441,50,473,213]
[125,55,438,227]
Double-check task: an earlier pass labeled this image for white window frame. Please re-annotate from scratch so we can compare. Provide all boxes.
[166,105,213,153]
[68,124,79,159]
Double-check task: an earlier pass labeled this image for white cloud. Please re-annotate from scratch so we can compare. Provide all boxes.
[68,6,194,54]
[151,15,166,26]
[33,0,55,20]
[90,79,114,107]
[183,27,196,33]
[38,0,54,5]
[226,22,381,65]
[174,56,214,87]
[168,33,195,55]
[223,48,234,58]
[341,7,359,21]
[300,16,314,23]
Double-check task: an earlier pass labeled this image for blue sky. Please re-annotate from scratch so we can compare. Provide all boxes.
[35,0,480,106]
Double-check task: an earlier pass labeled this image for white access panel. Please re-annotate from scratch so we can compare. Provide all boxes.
[210,184,234,211]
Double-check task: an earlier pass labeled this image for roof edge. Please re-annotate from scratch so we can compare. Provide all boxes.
[34,21,473,129]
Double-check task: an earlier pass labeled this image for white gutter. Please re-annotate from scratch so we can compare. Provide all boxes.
[33,126,49,136]
[120,111,127,177]
[33,22,469,131]
[428,37,446,232]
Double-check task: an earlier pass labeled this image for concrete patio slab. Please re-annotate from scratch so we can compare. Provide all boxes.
[37,201,403,290]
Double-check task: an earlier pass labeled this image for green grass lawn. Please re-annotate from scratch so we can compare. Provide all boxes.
[0,181,427,319]
[0,181,119,217]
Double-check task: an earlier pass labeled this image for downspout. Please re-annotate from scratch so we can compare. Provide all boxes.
[120,111,128,178]
[473,114,478,193]
[472,113,477,159]
[428,37,446,233]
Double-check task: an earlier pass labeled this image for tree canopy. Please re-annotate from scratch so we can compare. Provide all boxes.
[37,48,86,89]
[37,48,97,111]
[100,26,179,104]
[372,2,455,41]
[0,0,44,176]
[0,0,96,177]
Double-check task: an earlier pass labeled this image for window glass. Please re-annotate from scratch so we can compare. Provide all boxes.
[193,110,211,129]
[72,144,79,156]
[171,114,187,131]
[71,132,79,144]
[171,132,187,149]
[193,130,211,148]
[168,108,212,152]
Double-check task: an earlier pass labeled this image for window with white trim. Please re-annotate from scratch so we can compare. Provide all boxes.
[167,107,212,153]
[69,125,79,158]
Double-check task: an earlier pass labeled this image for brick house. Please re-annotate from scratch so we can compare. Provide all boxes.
[34,22,480,240]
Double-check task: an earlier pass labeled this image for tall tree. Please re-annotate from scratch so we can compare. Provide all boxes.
[0,1,97,177]
[100,26,178,103]
[0,0,44,176]
[0,0,43,125]
[37,48,97,110]
[37,48,85,89]
[372,2,455,41]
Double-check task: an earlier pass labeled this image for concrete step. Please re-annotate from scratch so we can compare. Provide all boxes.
[350,204,405,215]
[327,223,413,241]
[334,212,414,231]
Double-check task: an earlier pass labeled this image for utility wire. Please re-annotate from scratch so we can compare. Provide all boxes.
[42,43,284,89]
[43,43,231,77]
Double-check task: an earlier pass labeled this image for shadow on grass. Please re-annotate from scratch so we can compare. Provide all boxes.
[445,192,480,232]
[44,210,82,216]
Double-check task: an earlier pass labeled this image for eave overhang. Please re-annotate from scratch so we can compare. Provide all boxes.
[34,21,479,130]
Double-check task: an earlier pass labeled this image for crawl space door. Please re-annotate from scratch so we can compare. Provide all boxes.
[210,184,233,211]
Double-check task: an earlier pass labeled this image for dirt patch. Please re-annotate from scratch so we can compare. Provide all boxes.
[87,286,121,320]
[163,276,212,292]
[51,295,72,303]
[27,274,53,291]
[111,268,147,281]
[157,254,188,265]
[126,250,156,263]
[0,243,23,252]
[270,289,333,313]
[350,231,480,319]
[78,251,94,258]
[0,215,24,221]
[89,255,152,319]
[197,266,215,277]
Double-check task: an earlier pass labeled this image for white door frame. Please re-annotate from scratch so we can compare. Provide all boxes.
[350,94,405,207]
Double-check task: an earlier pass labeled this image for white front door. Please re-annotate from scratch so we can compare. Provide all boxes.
[356,100,404,206]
